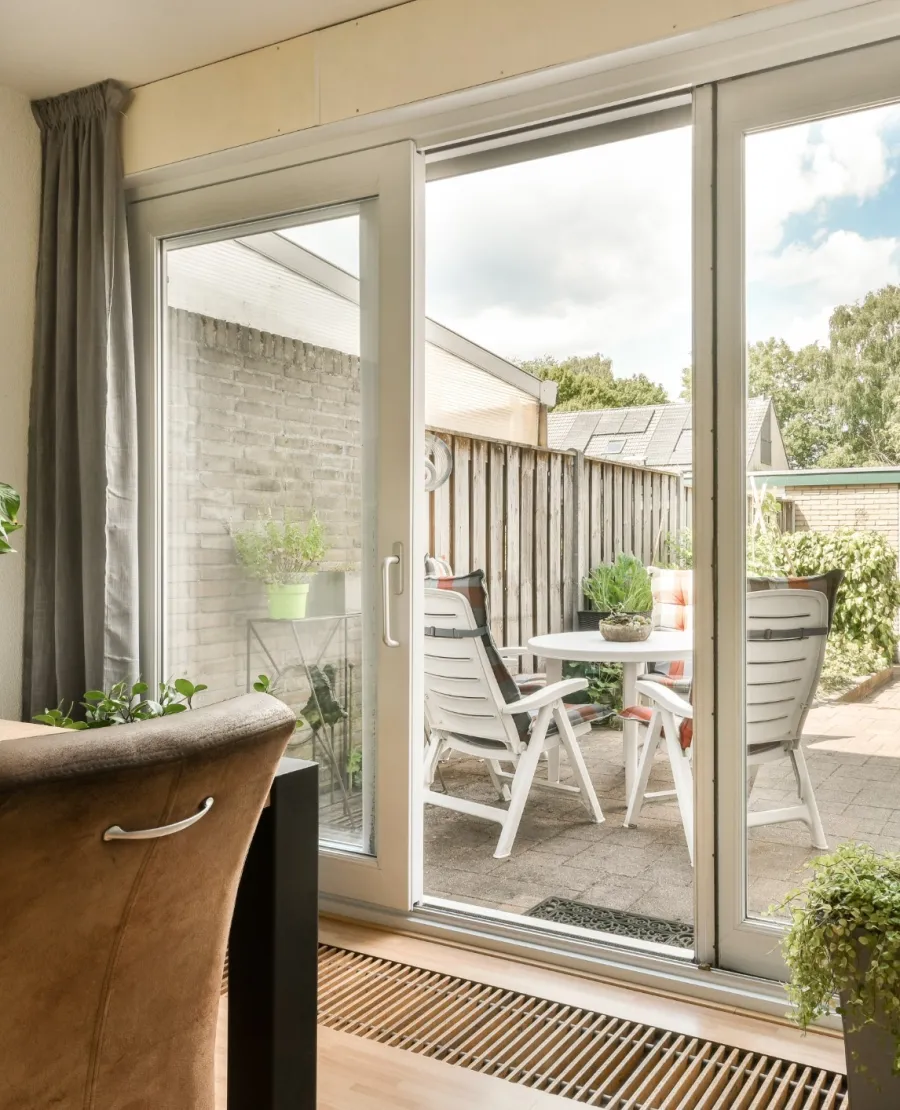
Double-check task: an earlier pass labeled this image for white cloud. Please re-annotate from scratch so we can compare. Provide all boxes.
[285,104,900,399]
[425,127,693,396]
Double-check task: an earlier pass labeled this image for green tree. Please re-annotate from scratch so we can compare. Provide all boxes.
[746,338,837,468]
[519,354,668,412]
[679,367,692,401]
[824,286,900,465]
[746,286,900,468]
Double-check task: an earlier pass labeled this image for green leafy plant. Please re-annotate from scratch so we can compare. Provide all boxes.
[779,529,900,659]
[660,528,693,569]
[34,677,207,730]
[233,513,328,586]
[777,842,900,1072]
[819,635,892,695]
[346,746,363,788]
[583,554,653,615]
[563,660,624,723]
[0,482,21,555]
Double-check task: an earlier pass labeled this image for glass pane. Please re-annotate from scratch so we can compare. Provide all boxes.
[162,209,374,851]
[744,104,900,920]
[422,123,696,953]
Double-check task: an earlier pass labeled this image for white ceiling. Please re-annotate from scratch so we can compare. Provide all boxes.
[0,0,411,99]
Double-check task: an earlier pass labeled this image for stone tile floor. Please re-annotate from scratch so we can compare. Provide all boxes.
[424,678,900,931]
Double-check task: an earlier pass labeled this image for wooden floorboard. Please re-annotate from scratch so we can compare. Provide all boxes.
[215,994,569,1108]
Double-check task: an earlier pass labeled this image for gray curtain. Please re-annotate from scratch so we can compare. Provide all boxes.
[23,80,139,718]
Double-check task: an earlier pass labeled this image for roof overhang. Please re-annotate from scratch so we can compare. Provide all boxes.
[237,231,553,405]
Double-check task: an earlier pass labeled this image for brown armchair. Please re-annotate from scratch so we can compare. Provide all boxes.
[0,692,296,1110]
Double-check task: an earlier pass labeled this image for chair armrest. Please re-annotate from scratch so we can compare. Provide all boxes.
[499,646,528,658]
[501,678,587,713]
[636,680,693,718]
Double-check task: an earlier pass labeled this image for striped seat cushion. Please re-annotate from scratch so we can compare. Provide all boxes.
[620,703,693,751]
[540,703,613,737]
[451,702,613,750]
[427,569,531,743]
[649,568,693,687]
[514,672,546,695]
[747,570,844,624]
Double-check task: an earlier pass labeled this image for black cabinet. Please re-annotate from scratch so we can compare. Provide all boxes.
[228,758,318,1109]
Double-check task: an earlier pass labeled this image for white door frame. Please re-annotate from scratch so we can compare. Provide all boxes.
[129,141,426,911]
[715,36,900,979]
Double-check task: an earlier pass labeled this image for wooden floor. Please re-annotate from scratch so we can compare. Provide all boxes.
[216,917,845,1108]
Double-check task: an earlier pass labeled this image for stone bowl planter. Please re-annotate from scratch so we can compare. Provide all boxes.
[599,615,652,642]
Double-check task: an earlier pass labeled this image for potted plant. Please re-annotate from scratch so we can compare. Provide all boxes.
[778,842,900,1107]
[0,482,21,554]
[233,513,328,620]
[582,554,653,642]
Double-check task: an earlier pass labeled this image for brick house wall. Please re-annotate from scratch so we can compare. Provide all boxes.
[785,484,900,554]
[165,308,364,753]
[783,481,900,644]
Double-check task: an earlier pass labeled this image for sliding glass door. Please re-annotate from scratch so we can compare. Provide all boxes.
[131,144,424,910]
[715,39,900,978]
[126,30,900,995]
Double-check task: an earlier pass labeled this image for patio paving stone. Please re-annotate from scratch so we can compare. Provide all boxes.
[425,677,900,940]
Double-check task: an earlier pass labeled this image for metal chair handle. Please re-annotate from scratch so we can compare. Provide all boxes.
[103,797,214,841]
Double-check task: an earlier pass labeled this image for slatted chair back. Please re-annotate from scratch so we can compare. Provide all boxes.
[745,588,829,752]
[424,585,530,754]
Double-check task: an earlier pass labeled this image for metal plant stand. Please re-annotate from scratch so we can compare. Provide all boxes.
[246,615,357,818]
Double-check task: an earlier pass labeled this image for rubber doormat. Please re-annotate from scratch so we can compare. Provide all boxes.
[526,896,694,950]
[318,945,848,1107]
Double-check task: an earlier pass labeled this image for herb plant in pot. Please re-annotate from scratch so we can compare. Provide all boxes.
[233,513,328,620]
[779,842,900,1107]
[582,554,653,642]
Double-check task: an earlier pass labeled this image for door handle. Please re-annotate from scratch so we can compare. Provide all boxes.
[382,554,400,648]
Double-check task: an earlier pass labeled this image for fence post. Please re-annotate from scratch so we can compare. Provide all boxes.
[573,450,586,626]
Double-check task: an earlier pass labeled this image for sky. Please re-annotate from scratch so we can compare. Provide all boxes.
[286,102,900,401]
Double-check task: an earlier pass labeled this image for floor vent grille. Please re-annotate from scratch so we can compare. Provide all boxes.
[318,945,848,1108]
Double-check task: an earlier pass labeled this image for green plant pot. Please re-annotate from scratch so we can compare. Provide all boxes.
[267,582,310,620]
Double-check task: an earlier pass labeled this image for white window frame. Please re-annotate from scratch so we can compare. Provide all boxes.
[716,36,900,981]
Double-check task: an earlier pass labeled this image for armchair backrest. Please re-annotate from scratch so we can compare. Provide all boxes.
[0,694,296,1110]
[424,573,530,752]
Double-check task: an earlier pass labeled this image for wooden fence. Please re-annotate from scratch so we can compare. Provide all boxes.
[427,430,686,653]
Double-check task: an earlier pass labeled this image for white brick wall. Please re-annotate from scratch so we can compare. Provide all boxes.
[165,309,364,771]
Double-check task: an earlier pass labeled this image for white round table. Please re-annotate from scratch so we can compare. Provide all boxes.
[527,630,693,799]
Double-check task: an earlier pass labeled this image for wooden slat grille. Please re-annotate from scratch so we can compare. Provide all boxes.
[318,946,848,1109]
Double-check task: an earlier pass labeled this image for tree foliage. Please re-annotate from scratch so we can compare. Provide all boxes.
[519,354,668,412]
[681,286,900,467]
[750,286,900,467]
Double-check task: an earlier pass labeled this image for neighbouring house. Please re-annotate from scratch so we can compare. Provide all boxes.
[547,397,788,474]
[166,230,555,449]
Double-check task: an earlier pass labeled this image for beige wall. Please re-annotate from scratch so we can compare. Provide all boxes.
[124,0,796,175]
[0,86,40,719]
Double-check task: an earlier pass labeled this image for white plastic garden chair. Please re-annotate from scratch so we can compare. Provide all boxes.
[623,588,832,865]
[425,555,546,694]
[424,582,610,859]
